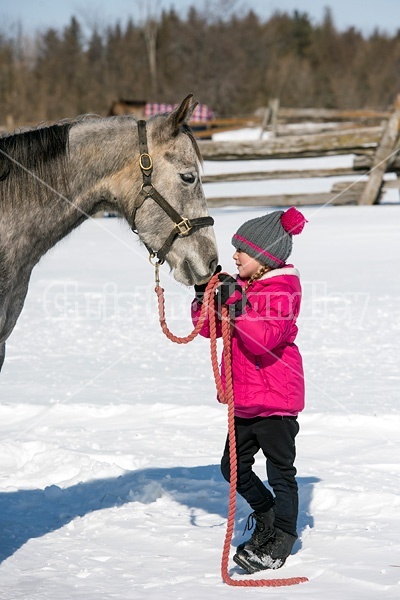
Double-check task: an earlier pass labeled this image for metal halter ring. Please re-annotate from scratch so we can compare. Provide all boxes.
[148,253,164,267]
[141,182,154,196]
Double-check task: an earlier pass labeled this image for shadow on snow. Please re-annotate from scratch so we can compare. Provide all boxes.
[0,465,319,563]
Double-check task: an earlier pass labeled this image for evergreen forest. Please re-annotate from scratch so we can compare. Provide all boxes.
[1,6,400,125]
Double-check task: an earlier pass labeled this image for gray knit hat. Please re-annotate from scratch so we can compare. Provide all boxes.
[232,207,307,268]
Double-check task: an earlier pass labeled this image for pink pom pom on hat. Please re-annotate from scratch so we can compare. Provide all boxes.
[280,206,308,235]
[232,207,307,268]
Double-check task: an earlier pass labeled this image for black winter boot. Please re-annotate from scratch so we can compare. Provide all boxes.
[235,507,275,553]
[233,527,297,573]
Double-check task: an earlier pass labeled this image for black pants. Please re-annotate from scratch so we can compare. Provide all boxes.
[221,416,299,537]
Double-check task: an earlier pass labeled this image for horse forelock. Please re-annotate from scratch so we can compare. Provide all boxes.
[181,123,203,165]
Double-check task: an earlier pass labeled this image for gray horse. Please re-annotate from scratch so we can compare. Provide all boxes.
[0,95,218,371]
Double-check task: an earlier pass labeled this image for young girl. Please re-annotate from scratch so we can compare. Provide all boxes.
[192,207,307,574]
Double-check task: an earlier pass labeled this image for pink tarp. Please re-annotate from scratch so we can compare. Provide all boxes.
[144,103,214,122]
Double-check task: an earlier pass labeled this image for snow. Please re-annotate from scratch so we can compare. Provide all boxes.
[1,143,400,598]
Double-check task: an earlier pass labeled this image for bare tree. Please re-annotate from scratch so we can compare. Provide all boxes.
[136,0,161,98]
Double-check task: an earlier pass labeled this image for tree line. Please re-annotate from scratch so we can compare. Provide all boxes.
[1,6,400,127]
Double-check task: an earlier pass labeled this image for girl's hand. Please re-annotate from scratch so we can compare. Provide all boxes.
[216,274,249,317]
[193,265,222,304]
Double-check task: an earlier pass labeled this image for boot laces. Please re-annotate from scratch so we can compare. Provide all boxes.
[243,512,257,536]
[242,512,266,538]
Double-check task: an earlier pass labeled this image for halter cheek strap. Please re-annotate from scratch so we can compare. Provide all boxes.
[131,120,214,264]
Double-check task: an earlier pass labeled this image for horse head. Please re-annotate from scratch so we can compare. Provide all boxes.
[129,95,218,286]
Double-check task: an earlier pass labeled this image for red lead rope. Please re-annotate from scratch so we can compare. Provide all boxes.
[155,275,308,587]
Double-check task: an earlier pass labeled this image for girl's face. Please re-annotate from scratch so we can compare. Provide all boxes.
[233,249,264,279]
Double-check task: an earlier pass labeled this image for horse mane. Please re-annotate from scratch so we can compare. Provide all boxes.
[0,122,72,207]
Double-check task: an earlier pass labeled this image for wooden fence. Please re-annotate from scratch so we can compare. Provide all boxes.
[199,98,400,207]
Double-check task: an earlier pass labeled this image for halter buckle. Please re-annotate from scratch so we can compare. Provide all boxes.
[139,152,153,172]
[175,218,192,236]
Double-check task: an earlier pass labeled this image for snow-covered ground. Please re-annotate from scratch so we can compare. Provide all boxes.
[0,146,399,598]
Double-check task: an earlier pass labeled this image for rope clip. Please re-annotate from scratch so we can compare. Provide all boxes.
[149,253,164,287]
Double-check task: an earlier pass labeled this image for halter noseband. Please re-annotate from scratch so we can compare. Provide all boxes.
[131,119,214,264]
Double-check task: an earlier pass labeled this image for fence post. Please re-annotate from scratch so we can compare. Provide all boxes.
[259,98,280,139]
[358,94,400,205]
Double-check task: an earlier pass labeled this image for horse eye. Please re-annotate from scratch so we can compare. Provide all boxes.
[180,172,196,184]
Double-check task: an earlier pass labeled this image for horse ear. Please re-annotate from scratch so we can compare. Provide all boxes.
[167,94,198,134]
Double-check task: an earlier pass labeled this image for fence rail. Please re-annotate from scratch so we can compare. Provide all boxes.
[200,99,400,206]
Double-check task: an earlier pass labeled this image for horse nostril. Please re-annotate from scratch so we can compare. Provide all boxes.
[209,258,218,274]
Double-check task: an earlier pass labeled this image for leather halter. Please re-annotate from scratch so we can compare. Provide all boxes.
[131,120,214,264]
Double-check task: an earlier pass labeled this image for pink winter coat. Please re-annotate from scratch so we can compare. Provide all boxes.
[191,266,305,418]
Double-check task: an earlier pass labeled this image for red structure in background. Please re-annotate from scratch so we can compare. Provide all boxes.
[108,99,214,123]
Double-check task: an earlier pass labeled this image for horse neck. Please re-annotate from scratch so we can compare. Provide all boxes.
[0,117,146,353]
[2,119,141,271]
